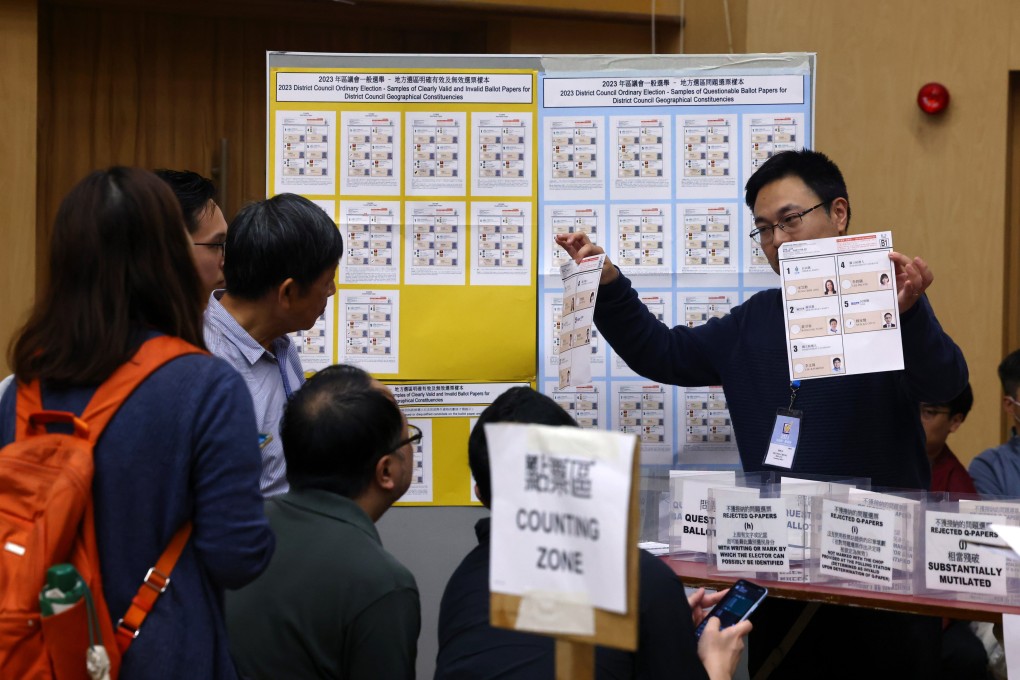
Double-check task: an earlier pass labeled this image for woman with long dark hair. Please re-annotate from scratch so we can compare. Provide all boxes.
[1,167,273,678]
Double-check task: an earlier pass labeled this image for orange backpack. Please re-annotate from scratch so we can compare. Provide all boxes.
[0,336,203,679]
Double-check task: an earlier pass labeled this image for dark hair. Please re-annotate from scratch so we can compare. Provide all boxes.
[10,167,206,385]
[833,358,841,365]
[280,364,403,498]
[999,350,1020,398]
[224,193,343,300]
[829,318,837,324]
[468,387,576,506]
[924,383,974,420]
[744,149,852,228]
[154,169,217,234]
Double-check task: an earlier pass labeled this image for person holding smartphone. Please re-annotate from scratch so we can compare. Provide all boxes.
[436,387,751,680]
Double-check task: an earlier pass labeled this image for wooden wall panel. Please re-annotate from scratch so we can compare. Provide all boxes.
[36,1,489,289]
[1005,73,1020,441]
[746,0,1011,463]
[0,0,38,374]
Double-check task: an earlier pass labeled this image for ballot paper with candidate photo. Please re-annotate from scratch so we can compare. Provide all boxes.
[487,422,635,614]
[558,254,605,387]
[778,231,903,381]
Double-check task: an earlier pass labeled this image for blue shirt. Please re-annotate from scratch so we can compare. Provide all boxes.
[969,433,1020,497]
[204,291,305,497]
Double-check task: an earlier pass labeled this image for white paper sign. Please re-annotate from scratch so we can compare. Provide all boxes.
[558,254,604,387]
[778,231,903,380]
[676,473,740,553]
[962,502,1020,578]
[925,511,1007,596]
[819,499,896,585]
[487,423,635,616]
[714,491,788,572]
[849,489,919,570]
[1004,614,1020,680]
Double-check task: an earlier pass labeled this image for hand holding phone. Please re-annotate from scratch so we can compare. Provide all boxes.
[695,579,767,638]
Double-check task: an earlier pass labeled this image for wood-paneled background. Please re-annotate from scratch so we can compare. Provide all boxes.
[5,0,1018,460]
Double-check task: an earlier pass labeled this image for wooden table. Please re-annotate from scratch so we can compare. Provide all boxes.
[664,557,1020,622]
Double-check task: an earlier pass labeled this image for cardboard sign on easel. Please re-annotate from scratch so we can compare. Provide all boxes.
[485,423,640,679]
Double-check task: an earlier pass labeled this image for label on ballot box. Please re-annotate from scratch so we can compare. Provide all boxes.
[819,499,895,585]
[925,511,1007,596]
[713,491,788,571]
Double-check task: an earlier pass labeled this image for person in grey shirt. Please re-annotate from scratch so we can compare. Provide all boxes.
[226,364,420,679]
[204,193,343,497]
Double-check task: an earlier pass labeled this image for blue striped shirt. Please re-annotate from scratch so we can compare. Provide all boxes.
[204,291,304,497]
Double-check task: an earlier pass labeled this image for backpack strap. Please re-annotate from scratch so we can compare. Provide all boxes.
[85,336,205,654]
[114,522,192,653]
[14,380,49,441]
[79,335,205,443]
[13,335,205,442]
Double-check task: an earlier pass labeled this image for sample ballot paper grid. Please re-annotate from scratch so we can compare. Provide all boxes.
[778,231,903,380]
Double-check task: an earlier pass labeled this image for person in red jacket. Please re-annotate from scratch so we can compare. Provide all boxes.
[922,383,977,496]
[922,384,992,680]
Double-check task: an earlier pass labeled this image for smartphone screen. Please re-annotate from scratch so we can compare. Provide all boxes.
[695,579,768,638]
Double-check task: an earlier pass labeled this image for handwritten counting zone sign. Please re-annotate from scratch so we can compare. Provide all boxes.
[486,423,640,650]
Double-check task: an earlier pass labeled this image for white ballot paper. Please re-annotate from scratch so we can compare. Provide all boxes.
[1005,612,1020,680]
[558,254,605,387]
[487,423,635,626]
[778,231,903,380]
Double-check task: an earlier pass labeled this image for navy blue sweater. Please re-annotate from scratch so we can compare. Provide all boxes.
[594,273,968,489]
[1,352,274,679]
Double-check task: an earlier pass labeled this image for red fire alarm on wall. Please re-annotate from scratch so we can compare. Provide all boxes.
[917,82,950,115]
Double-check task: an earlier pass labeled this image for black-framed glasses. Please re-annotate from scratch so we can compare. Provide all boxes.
[392,424,423,451]
[193,241,226,258]
[749,201,829,245]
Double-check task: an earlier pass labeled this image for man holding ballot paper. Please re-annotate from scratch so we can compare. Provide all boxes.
[556,149,968,678]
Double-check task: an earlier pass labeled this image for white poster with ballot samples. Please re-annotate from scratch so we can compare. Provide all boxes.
[487,423,635,615]
[778,231,902,380]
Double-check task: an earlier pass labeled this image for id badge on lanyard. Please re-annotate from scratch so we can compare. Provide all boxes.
[763,381,803,469]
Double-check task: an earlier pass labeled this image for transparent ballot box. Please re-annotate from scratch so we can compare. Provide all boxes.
[810,488,925,595]
[922,498,1020,607]
[705,474,867,583]
[668,471,766,561]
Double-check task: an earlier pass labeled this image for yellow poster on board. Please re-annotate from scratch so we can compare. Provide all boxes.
[269,58,541,506]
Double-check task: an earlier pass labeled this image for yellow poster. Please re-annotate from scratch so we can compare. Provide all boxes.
[269,59,541,505]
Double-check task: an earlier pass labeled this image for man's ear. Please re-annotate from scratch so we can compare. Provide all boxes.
[276,277,298,309]
[375,454,398,492]
[829,197,849,236]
